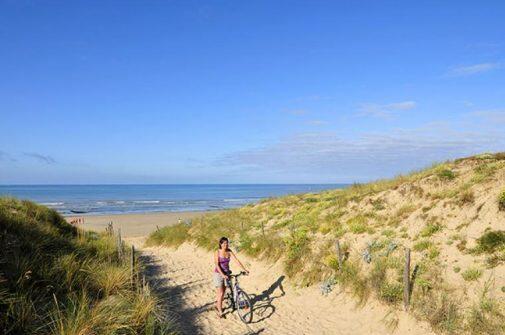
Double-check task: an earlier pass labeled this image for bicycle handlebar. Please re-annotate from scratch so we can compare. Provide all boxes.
[229,271,248,278]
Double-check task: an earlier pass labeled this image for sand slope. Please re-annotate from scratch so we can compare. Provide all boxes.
[127,238,433,335]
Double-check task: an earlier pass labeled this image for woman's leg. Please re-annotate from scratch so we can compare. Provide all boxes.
[216,285,225,315]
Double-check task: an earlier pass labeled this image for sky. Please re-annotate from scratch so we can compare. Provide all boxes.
[1,0,505,184]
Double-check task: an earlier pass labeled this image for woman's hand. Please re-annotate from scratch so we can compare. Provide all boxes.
[221,273,229,280]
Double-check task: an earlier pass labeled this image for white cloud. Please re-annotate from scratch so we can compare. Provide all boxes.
[357,101,416,119]
[447,62,501,77]
[219,117,505,181]
[470,109,505,123]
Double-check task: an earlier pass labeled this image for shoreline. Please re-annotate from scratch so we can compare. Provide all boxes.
[69,210,215,237]
[64,208,217,218]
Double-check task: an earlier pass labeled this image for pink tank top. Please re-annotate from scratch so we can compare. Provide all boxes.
[215,252,230,273]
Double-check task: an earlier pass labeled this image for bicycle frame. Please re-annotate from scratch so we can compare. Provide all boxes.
[225,272,245,310]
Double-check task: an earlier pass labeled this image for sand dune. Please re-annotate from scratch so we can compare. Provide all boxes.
[127,237,434,335]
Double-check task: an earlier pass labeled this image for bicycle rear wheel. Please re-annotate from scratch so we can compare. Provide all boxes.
[236,291,253,323]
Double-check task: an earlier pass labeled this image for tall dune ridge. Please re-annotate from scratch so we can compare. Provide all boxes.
[148,152,505,334]
[0,198,176,334]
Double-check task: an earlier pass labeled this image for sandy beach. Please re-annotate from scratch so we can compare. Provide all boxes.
[68,211,216,237]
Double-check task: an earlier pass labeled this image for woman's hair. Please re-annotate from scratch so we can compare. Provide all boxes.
[218,237,229,249]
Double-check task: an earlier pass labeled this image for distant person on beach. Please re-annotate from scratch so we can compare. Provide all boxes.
[214,236,249,318]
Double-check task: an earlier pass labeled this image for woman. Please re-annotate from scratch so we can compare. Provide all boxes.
[214,236,249,318]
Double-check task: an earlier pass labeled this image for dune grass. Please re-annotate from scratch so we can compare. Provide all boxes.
[0,197,175,334]
[461,268,483,282]
[148,152,505,334]
[473,230,505,254]
[499,190,505,211]
[466,281,505,334]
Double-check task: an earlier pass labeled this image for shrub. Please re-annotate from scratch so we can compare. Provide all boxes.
[371,198,386,210]
[379,282,404,304]
[146,223,189,248]
[284,228,310,277]
[462,268,482,281]
[437,169,456,181]
[414,240,434,252]
[458,190,475,205]
[420,221,443,238]
[473,230,505,254]
[347,215,370,234]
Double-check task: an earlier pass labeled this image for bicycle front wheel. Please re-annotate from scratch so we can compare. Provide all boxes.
[236,291,253,323]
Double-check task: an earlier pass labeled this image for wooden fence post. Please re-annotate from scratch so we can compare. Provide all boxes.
[403,247,411,311]
[130,245,135,288]
[336,240,343,272]
[117,228,122,261]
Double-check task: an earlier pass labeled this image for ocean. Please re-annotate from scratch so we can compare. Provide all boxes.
[0,184,346,215]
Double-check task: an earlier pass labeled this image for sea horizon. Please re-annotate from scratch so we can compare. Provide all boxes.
[0,184,348,216]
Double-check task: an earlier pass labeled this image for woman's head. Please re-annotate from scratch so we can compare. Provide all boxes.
[218,237,229,250]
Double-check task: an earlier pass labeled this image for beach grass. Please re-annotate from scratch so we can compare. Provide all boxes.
[0,197,175,334]
[148,152,505,334]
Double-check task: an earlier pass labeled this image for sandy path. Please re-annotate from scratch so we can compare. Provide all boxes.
[127,238,434,335]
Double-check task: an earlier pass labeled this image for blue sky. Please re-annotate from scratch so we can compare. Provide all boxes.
[1,1,505,184]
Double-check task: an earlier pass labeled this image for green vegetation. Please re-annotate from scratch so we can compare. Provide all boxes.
[419,220,443,238]
[413,239,434,252]
[347,215,371,234]
[498,190,505,211]
[473,230,505,254]
[147,223,189,248]
[458,189,475,206]
[368,256,403,305]
[437,168,456,181]
[413,292,461,333]
[0,198,173,334]
[395,204,416,219]
[471,162,500,184]
[147,152,505,335]
[466,283,505,334]
[462,268,482,282]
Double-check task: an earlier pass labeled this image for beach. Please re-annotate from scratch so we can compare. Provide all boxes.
[67,210,434,334]
[69,210,215,237]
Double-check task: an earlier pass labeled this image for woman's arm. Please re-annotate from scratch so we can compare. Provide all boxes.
[230,251,249,273]
[214,251,228,278]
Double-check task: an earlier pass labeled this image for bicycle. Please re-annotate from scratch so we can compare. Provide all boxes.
[224,271,253,323]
